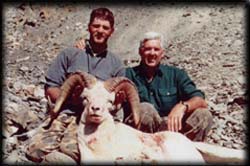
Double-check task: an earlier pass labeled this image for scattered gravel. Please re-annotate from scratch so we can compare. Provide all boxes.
[2,2,247,164]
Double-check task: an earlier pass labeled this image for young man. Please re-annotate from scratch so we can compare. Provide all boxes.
[45,7,125,106]
[126,31,213,141]
[26,8,125,163]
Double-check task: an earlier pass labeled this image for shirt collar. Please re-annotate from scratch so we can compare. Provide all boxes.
[136,63,164,78]
[85,39,107,57]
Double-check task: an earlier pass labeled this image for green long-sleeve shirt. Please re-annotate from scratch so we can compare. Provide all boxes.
[126,64,205,116]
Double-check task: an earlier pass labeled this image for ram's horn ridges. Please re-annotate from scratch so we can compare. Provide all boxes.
[45,71,96,129]
[104,77,141,128]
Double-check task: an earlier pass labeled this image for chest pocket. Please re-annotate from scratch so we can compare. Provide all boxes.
[158,88,178,104]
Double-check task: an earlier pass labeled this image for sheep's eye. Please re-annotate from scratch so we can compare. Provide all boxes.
[107,99,114,105]
[106,100,114,110]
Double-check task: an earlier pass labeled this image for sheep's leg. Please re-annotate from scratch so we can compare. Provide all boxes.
[194,142,246,164]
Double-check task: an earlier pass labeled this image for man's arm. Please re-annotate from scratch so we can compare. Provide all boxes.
[167,96,207,132]
[45,86,61,104]
[182,96,207,112]
[45,48,73,104]
[167,69,207,132]
[45,84,84,107]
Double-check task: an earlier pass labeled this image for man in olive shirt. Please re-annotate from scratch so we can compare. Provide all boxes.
[126,32,213,141]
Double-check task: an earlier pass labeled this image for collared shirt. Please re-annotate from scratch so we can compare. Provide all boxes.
[126,64,205,116]
[45,42,125,87]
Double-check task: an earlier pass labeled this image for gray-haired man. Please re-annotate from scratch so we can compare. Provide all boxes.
[126,31,213,141]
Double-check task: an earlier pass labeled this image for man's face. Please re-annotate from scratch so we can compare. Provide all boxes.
[88,18,114,45]
[139,39,165,68]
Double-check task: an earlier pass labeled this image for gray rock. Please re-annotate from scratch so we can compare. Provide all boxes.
[34,86,45,98]
[43,151,76,164]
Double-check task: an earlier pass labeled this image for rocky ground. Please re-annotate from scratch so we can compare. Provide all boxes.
[2,2,248,164]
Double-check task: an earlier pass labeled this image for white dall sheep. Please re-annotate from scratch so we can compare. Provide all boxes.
[52,71,245,165]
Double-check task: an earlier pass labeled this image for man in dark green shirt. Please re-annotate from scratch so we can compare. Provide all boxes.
[125,32,212,141]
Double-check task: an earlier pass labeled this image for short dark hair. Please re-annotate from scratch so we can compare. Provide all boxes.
[89,8,114,28]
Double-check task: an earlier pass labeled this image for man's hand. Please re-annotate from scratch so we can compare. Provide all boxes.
[167,103,186,132]
[74,39,86,50]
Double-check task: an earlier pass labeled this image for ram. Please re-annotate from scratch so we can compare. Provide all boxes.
[52,71,245,164]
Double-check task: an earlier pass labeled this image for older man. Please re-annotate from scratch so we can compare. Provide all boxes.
[125,32,213,141]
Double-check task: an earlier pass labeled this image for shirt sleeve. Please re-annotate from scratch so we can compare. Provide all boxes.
[125,67,133,79]
[112,57,126,77]
[177,69,205,100]
[115,66,126,77]
[45,49,69,87]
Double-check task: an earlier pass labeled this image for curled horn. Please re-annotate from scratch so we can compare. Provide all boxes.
[44,71,96,129]
[104,77,141,129]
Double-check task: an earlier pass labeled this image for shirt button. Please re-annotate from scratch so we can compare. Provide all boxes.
[150,92,153,95]
[167,92,170,95]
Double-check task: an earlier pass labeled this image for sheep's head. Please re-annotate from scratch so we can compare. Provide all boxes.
[81,82,115,124]
[50,71,141,128]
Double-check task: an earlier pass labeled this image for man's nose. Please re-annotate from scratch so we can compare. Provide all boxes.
[97,26,104,33]
[149,49,157,56]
